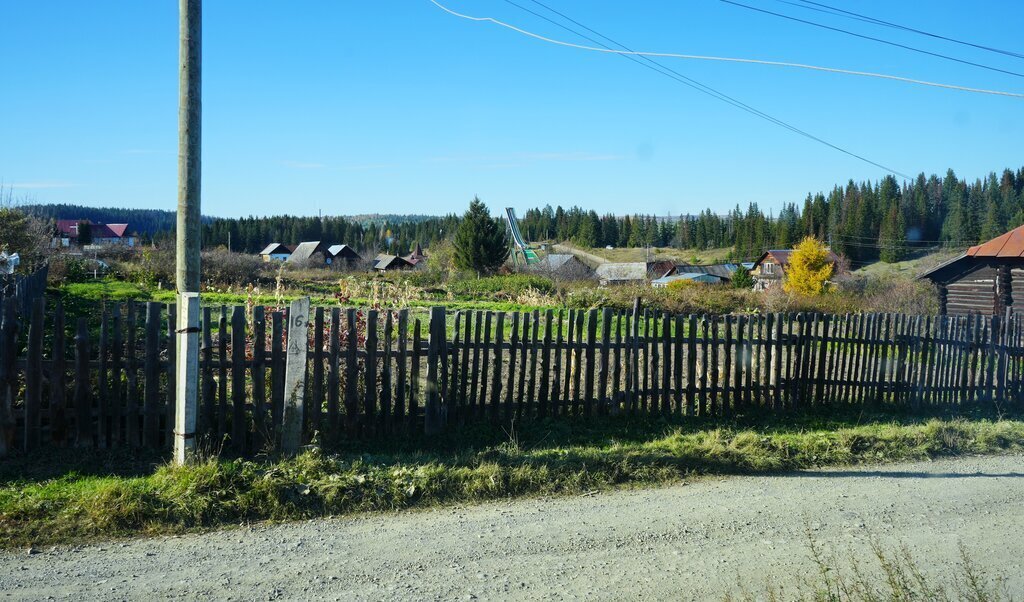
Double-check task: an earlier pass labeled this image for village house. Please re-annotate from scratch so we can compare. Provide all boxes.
[526,253,593,281]
[373,253,414,272]
[651,272,726,287]
[673,262,756,283]
[595,262,648,286]
[258,243,293,262]
[327,244,362,266]
[287,241,332,265]
[919,224,1024,316]
[402,243,427,267]
[750,249,842,291]
[54,220,136,248]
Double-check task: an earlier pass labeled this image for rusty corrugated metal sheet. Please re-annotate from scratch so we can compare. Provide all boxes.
[966,224,1024,257]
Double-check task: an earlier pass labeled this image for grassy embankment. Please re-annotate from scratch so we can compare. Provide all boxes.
[2,408,1022,549]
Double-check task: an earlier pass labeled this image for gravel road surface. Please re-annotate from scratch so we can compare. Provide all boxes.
[3,454,1023,601]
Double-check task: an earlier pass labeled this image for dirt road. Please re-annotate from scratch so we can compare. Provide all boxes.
[3,455,1023,601]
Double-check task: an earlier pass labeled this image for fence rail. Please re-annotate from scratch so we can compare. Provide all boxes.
[1,296,1022,456]
[0,264,48,321]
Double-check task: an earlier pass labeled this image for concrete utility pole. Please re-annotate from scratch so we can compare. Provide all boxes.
[174,0,202,466]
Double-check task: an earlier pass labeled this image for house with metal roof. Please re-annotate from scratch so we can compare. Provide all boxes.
[327,244,362,266]
[651,272,727,288]
[287,241,332,265]
[526,253,593,281]
[373,254,414,272]
[595,262,648,286]
[54,220,135,247]
[259,243,292,262]
[919,224,1024,316]
[751,249,842,291]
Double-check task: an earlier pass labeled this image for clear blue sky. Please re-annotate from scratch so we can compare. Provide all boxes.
[1,1,1020,218]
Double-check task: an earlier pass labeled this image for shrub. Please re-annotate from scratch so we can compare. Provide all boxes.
[447,274,555,299]
[202,249,267,286]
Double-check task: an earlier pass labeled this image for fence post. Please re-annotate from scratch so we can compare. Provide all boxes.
[281,297,310,454]
[173,292,200,466]
[24,297,44,451]
[425,306,445,436]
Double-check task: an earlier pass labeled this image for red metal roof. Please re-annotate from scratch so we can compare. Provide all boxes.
[966,224,1024,258]
[55,220,130,239]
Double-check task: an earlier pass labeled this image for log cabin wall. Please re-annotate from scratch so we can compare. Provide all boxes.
[928,259,1024,316]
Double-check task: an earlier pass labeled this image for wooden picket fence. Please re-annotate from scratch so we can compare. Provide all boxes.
[2,296,1023,456]
[0,264,48,321]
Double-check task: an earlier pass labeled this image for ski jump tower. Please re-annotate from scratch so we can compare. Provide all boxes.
[505,208,539,267]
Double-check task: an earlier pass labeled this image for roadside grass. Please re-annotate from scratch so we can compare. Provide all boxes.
[728,539,1010,601]
[2,407,1023,549]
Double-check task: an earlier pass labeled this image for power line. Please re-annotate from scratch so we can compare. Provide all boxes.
[719,0,1024,79]
[482,0,912,178]
[793,0,1024,61]
[431,1,1024,98]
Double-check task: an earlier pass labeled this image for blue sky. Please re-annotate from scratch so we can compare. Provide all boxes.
[1,1,1020,218]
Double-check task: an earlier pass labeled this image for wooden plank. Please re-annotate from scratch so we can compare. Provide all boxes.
[217,306,228,440]
[381,311,394,433]
[722,315,732,416]
[492,311,505,422]
[709,315,719,416]
[772,313,783,410]
[252,306,268,448]
[755,314,766,406]
[410,317,422,429]
[598,308,612,414]
[281,297,310,453]
[528,310,541,416]
[97,306,109,448]
[552,311,563,416]
[143,302,161,448]
[424,307,445,436]
[108,303,122,444]
[661,312,671,415]
[344,309,366,433]
[571,310,583,414]
[364,310,379,436]
[272,310,286,438]
[538,310,552,418]
[50,300,67,445]
[395,309,408,428]
[231,306,247,453]
[642,309,652,412]
[73,318,91,447]
[0,300,13,456]
[674,314,684,415]
[201,307,215,438]
[24,297,43,451]
[584,309,597,417]
[311,307,325,437]
[505,312,519,420]
[649,311,659,414]
[479,312,493,419]
[699,316,709,415]
[450,311,463,424]
[469,311,482,418]
[686,314,697,416]
[126,302,139,447]
[517,311,530,417]
[732,315,743,412]
[744,314,755,408]
[613,311,624,415]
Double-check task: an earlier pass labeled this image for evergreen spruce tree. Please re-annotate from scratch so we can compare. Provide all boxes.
[878,206,907,263]
[453,197,509,275]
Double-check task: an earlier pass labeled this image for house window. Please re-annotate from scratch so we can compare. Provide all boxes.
[763,261,774,275]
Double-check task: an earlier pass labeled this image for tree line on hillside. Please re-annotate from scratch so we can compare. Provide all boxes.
[517,166,1024,264]
[192,214,461,257]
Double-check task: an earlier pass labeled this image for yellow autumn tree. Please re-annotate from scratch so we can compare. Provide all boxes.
[783,236,834,295]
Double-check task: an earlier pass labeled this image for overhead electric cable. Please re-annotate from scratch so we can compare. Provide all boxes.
[719,0,1024,79]
[492,0,909,177]
[794,0,1024,61]
[429,0,1024,98]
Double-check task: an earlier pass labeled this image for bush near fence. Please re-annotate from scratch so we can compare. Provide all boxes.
[1,294,1022,456]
